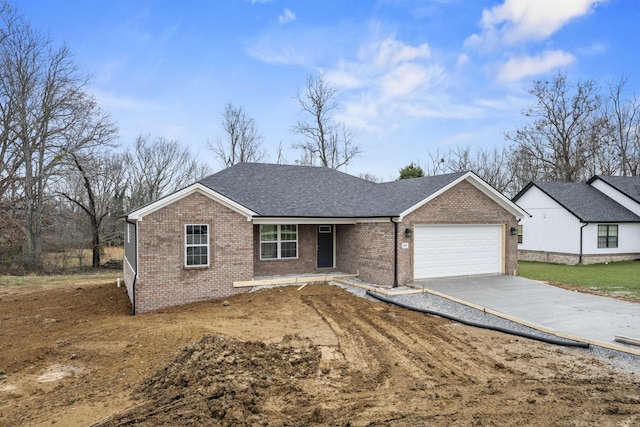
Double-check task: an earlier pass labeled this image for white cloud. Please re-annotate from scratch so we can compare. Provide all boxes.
[324,68,362,89]
[578,42,607,56]
[374,38,430,67]
[497,50,575,82]
[317,35,449,132]
[467,0,607,49]
[278,8,296,24]
[380,63,440,98]
[456,53,469,67]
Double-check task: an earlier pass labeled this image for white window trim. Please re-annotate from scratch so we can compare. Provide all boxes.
[260,224,298,260]
[597,224,618,249]
[185,224,210,267]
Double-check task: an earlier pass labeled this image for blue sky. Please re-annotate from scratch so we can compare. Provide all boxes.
[12,0,640,180]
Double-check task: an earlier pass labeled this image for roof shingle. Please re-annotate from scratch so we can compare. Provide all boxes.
[198,163,466,217]
[528,181,640,222]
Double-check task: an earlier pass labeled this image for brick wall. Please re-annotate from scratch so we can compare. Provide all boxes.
[253,224,322,276]
[336,222,395,286]
[399,180,520,284]
[519,249,640,265]
[134,192,253,313]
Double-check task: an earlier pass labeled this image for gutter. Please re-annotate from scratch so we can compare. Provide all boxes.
[391,217,399,288]
[124,216,137,315]
[579,222,589,264]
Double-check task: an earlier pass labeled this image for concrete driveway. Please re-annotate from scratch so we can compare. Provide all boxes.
[414,275,640,354]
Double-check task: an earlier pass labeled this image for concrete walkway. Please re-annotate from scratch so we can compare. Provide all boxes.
[413,275,640,354]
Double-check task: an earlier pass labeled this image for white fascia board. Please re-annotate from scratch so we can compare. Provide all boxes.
[127,183,256,221]
[253,217,359,225]
[398,172,528,220]
[252,217,393,225]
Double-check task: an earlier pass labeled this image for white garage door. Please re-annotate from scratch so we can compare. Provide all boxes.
[414,225,503,279]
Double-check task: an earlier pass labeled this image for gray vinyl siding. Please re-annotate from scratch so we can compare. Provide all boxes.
[124,222,137,273]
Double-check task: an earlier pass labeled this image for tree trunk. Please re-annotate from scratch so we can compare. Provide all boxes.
[91,223,100,268]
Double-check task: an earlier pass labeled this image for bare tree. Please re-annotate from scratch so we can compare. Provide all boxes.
[505,71,604,184]
[209,102,266,167]
[291,73,361,169]
[58,150,124,268]
[601,76,640,176]
[423,150,447,176]
[358,172,382,183]
[125,135,212,210]
[0,2,110,269]
[275,141,287,164]
[446,146,514,194]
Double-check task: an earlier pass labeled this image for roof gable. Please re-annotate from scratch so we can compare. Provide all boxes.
[588,175,640,204]
[126,183,256,221]
[514,181,640,223]
[390,171,527,220]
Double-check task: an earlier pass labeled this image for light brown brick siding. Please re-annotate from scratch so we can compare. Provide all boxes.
[134,192,253,313]
[399,180,520,284]
[336,222,395,286]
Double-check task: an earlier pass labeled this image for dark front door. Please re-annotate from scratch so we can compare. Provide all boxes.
[317,225,334,268]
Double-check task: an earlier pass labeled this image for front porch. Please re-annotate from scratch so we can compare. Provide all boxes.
[232,272,423,296]
[233,272,359,288]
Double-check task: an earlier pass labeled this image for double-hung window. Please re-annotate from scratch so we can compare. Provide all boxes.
[185,224,209,267]
[517,225,523,244]
[260,225,297,260]
[597,224,618,249]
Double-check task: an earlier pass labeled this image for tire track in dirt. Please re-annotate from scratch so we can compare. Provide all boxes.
[3,282,639,426]
[304,293,518,389]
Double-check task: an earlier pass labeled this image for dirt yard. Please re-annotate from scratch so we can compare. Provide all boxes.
[0,278,639,426]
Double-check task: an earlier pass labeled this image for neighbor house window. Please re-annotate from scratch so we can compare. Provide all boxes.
[597,224,618,248]
[517,225,523,244]
[185,224,209,267]
[260,224,297,260]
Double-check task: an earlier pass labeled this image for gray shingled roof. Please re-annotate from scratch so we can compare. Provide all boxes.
[592,175,640,204]
[529,181,640,222]
[198,163,466,217]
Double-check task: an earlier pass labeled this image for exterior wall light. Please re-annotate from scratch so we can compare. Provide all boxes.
[404,228,412,238]
[510,226,517,235]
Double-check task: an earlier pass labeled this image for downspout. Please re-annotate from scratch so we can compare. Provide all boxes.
[125,217,137,315]
[391,217,398,288]
[579,222,588,264]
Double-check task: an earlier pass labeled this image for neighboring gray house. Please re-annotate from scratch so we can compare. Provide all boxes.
[124,163,526,313]
[513,178,640,265]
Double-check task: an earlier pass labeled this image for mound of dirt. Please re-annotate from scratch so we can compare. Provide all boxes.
[96,334,322,426]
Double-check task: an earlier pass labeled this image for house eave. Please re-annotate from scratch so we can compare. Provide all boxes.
[399,171,528,220]
[126,183,257,222]
[252,216,396,225]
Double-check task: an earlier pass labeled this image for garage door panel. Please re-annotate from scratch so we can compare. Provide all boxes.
[414,225,502,279]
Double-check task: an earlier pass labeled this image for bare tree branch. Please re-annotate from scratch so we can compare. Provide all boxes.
[209,102,266,167]
[125,135,212,210]
[291,73,361,169]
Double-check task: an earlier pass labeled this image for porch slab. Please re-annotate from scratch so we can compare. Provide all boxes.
[233,272,359,288]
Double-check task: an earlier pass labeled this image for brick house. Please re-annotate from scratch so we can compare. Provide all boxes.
[124,163,526,313]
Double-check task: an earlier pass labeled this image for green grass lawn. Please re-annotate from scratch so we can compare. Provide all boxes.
[0,271,120,289]
[519,260,640,299]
